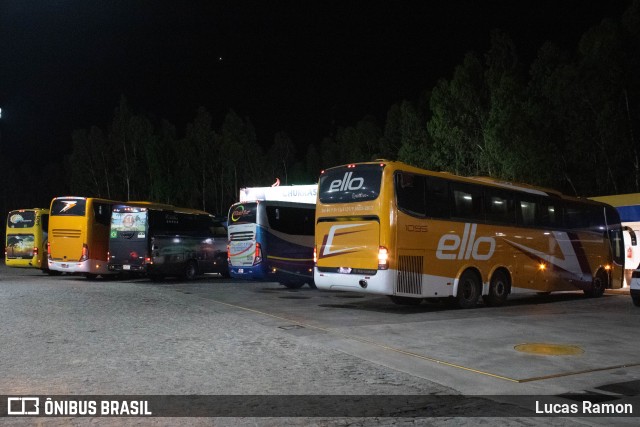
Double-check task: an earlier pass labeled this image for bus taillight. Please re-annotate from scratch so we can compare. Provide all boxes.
[47,242,52,259]
[80,244,89,262]
[33,246,39,257]
[378,246,389,270]
[253,242,263,265]
[227,244,231,265]
[313,246,317,264]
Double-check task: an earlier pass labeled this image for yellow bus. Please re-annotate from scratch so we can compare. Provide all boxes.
[5,208,50,271]
[589,193,640,287]
[47,197,121,278]
[314,161,624,308]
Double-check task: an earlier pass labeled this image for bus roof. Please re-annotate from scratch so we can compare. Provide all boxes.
[322,160,576,199]
[114,202,213,217]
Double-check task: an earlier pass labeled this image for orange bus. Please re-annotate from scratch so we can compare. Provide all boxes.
[314,161,624,307]
[5,208,50,271]
[47,197,121,278]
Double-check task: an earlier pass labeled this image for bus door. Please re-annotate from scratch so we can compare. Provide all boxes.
[606,206,625,289]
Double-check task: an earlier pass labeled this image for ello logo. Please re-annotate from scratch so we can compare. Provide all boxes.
[329,172,364,192]
[436,223,496,261]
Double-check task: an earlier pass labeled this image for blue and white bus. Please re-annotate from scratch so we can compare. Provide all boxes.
[227,199,316,288]
[590,193,640,287]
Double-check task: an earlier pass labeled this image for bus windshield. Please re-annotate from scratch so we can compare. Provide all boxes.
[229,202,257,224]
[319,164,383,203]
[51,198,87,216]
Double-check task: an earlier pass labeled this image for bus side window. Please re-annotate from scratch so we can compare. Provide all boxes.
[517,198,537,227]
[563,204,589,229]
[451,183,484,221]
[395,172,426,217]
[94,203,111,226]
[484,189,515,225]
[536,200,560,228]
[425,177,450,219]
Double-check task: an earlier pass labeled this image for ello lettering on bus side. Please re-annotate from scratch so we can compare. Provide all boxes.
[329,172,364,192]
[436,223,496,261]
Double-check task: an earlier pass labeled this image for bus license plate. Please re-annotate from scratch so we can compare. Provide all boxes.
[123,265,131,270]
[339,267,352,274]
[61,263,69,268]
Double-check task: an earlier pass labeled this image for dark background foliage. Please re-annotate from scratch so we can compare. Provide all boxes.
[1,1,638,222]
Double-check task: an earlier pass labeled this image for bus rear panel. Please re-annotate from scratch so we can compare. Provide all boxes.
[5,208,49,270]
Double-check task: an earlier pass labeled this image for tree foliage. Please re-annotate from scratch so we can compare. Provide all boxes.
[3,1,639,226]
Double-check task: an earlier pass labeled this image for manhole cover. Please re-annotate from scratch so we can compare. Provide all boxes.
[514,343,584,356]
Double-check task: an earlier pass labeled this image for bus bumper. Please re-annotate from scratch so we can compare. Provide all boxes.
[229,265,267,281]
[49,259,111,275]
[314,268,395,295]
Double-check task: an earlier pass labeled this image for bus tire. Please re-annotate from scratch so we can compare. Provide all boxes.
[46,269,62,276]
[633,296,640,307]
[85,273,98,280]
[184,261,198,280]
[307,282,317,289]
[457,270,480,309]
[483,270,509,307]
[389,296,422,306]
[585,269,607,298]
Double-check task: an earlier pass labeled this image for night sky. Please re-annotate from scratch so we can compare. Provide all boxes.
[0,1,629,165]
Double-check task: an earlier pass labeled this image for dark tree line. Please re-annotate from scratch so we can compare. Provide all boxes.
[1,1,639,220]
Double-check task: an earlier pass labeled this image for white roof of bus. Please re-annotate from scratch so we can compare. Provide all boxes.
[239,185,317,204]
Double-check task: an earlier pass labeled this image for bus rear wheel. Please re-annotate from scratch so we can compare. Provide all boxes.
[457,270,480,309]
[389,296,422,306]
[184,261,198,280]
[483,270,509,307]
[585,270,607,298]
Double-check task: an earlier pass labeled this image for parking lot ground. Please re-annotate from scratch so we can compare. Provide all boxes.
[1,263,639,425]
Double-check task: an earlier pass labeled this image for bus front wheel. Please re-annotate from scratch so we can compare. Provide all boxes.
[585,270,607,298]
[184,261,198,280]
[457,270,480,309]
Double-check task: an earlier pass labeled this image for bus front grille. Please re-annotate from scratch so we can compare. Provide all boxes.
[52,229,81,238]
[396,255,423,295]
